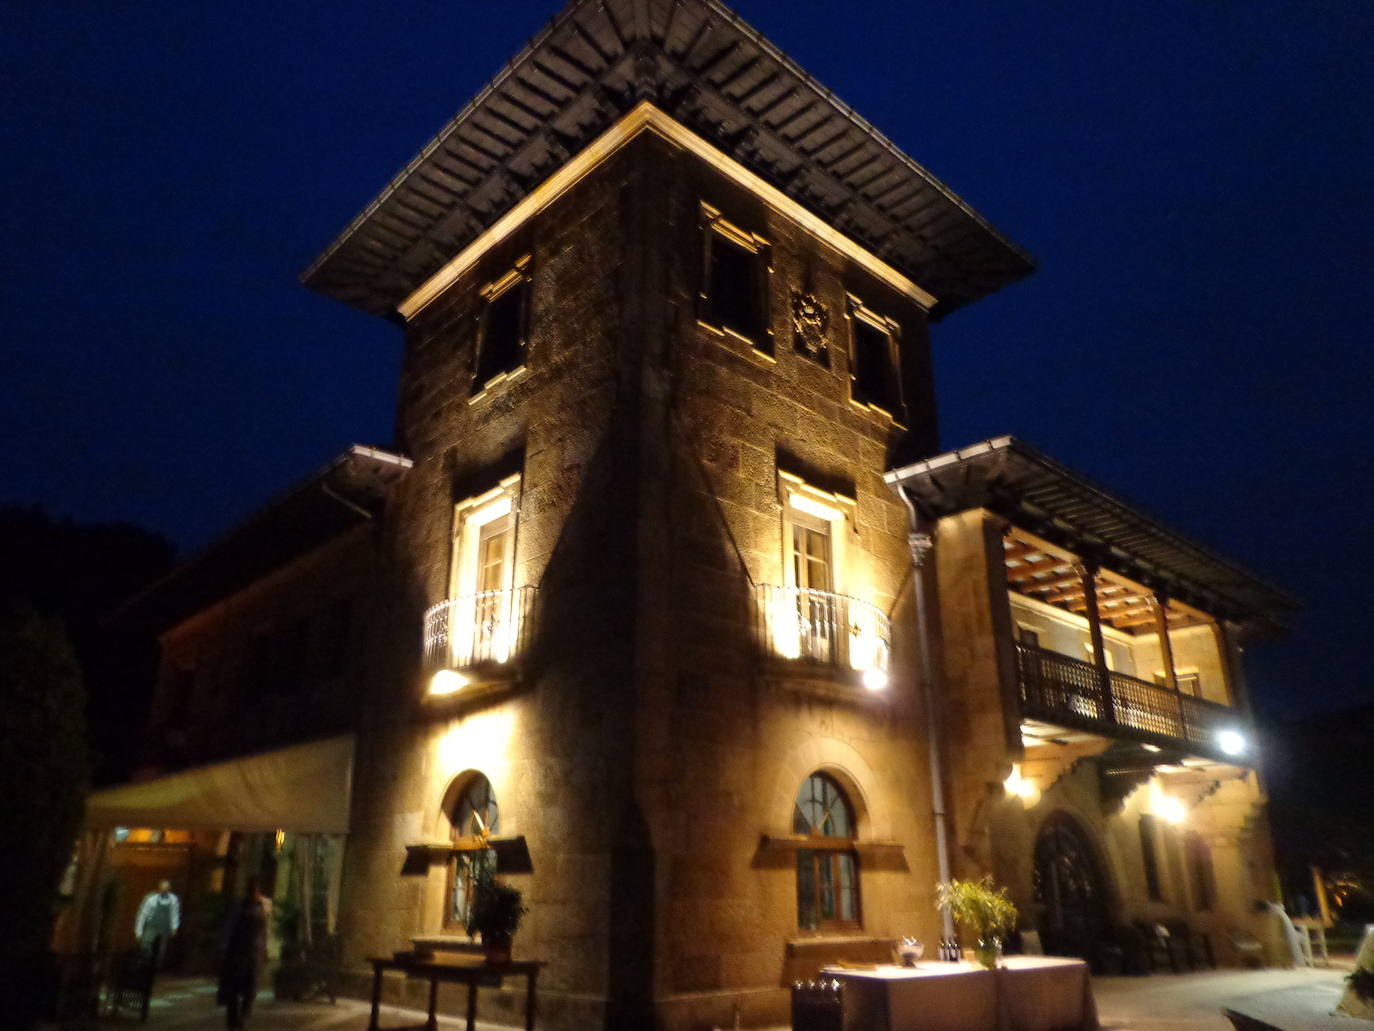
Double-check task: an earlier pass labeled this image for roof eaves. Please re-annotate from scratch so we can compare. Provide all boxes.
[886,436,1298,624]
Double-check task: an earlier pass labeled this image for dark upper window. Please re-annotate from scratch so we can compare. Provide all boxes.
[1185,832,1215,911]
[446,774,501,931]
[166,667,195,729]
[793,772,860,931]
[1139,814,1162,901]
[281,618,309,690]
[324,596,353,679]
[701,211,769,351]
[474,266,531,392]
[246,634,271,700]
[848,304,902,417]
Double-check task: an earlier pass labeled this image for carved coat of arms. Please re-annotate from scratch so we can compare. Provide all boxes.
[791,291,829,363]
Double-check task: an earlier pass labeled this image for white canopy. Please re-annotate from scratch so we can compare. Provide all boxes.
[86,735,354,834]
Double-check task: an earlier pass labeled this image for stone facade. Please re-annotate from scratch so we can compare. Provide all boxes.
[92,7,1292,1028]
[335,132,949,1028]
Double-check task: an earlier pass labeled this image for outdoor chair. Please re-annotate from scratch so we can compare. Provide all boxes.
[102,948,155,1022]
[1228,929,1264,969]
[1170,923,1216,969]
[1133,921,1182,973]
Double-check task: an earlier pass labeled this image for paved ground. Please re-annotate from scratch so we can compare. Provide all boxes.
[1094,968,1352,1031]
[58,966,1359,1031]
[60,977,490,1031]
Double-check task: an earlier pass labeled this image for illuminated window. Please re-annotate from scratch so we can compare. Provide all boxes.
[700,206,770,351]
[847,299,902,417]
[474,260,531,392]
[794,772,860,931]
[446,475,522,667]
[792,511,835,663]
[445,774,500,931]
[776,473,849,664]
[1155,671,1201,696]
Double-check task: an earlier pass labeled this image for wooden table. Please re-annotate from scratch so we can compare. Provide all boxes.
[366,955,545,1031]
[824,956,1097,1031]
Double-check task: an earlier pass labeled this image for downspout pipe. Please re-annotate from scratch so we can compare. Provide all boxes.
[891,480,956,941]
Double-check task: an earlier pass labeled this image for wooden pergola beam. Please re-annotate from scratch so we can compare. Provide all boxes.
[1011,567,1079,590]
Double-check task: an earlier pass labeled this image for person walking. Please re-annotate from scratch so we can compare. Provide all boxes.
[217,877,270,1029]
[133,879,181,967]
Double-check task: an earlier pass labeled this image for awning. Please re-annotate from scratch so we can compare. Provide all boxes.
[85,735,355,834]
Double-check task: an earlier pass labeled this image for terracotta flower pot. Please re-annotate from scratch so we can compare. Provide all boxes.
[482,932,513,965]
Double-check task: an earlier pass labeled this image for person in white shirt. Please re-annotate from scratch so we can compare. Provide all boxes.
[134,880,181,965]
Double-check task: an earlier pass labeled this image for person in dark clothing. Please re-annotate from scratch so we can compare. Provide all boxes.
[217,877,269,1029]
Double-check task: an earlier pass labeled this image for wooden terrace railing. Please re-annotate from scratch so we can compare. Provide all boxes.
[1015,642,1240,756]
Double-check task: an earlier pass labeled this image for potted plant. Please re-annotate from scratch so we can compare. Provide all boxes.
[936,877,1018,970]
[465,862,527,965]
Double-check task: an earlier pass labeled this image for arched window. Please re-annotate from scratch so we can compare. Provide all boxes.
[793,772,860,930]
[445,774,500,931]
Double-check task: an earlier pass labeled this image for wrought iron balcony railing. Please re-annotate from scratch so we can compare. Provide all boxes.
[756,584,891,678]
[422,587,536,673]
[1014,641,1241,756]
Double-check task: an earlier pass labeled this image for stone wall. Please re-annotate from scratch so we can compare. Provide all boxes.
[626,133,948,1029]
[341,130,954,1029]
[339,137,645,1030]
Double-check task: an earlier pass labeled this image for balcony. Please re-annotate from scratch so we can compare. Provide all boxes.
[756,584,891,689]
[1014,642,1245,759]
[422,587,536,675]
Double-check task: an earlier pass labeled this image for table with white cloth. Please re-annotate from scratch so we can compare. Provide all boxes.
[823,956,1098,1031]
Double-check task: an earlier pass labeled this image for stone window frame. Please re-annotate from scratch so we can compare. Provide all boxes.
[442,772,501,933]
[793,771,863,932]
[777,471,853,599]
[471,256,533,400]
[697,202,774,355]
[446,474,522,667]
[844,294,905,422]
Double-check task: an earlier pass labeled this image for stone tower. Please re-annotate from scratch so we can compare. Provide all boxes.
[303,2,1030,1027]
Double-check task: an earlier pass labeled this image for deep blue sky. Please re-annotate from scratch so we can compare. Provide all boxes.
[4,0,1371,717]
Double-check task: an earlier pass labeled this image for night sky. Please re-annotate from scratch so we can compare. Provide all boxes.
[5,1,1371,718]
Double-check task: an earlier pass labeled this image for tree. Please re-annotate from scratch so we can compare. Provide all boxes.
[0,601,91,1026]
[0,506,174,784]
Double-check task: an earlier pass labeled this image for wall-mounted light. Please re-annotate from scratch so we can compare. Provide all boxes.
[862,667,888,692]
[1216,728,1247,757]
[429,670,469,696]
[1149,781,1187,825]
[1004,763,1037,802]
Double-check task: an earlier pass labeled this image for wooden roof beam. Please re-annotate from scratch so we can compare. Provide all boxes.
[1011,568,1080,591]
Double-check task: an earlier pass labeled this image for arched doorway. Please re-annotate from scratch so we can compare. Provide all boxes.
[1033,811,1112,969]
